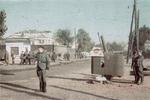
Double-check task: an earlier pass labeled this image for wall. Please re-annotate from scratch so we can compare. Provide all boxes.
[6,42,31,63]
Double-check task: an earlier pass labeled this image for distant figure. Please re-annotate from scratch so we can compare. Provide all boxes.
[51,52,57,62]
[28,51,32,65]
[20,51,24,65]
[132,51,144,85]
[36,46,50,92]
[66,52,70,61]
[4,50,9,65]
[24,51,28,64]
[11,52,15,64]
[63,53,67,60]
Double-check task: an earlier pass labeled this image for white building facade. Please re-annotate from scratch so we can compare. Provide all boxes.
[5,30,54,63]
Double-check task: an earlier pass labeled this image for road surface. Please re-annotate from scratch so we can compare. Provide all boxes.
[0,60,150,100]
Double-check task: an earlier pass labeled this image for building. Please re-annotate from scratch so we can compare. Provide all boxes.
[5,30,54,63]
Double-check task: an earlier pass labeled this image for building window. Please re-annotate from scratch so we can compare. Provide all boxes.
[11,47,19,55]
[39,40,44,44]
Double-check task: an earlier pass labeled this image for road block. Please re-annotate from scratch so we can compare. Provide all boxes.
[91,52,124,77]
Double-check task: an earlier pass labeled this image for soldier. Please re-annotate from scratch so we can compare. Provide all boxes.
[66,52,70,61]
[4,50,9,65]
[36,46,50,92]
[20,51,24,65]
[132,51,137,83]
[28,51,32,65]
[11,52,15,64]
[51,51,57,62]
[24,51,29,64]
[132,51,144,85]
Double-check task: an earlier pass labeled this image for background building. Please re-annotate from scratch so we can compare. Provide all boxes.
[5,30,54,63]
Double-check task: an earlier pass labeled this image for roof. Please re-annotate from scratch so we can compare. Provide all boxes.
[6,30,52,39]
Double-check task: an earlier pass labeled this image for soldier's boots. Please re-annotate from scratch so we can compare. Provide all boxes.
[137,77,144,85]
[40,82,47,92]
[43,82,47,92]
[40,82,43,92]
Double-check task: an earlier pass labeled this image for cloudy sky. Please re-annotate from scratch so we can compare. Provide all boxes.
[0,0,150,43]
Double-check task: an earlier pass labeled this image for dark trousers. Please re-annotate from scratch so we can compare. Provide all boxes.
[134,66,144,83]
[37,69,46,92]
[28,59,31,65]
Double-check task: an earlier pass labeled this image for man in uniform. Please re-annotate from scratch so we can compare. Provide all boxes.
[132,51,144,85]
[51,51,57,62]
[36,46,50,92]
[11,52,15,64]
[4,50,9,65]
[20,51,24,65]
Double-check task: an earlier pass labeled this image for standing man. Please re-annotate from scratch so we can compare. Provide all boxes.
[11,52,15,64]
[51,51,57,62]
[36,46,50,92]
[132,51,144,85]
[20,51,24,65]
[24,50,29,64]
[4,50,9,65]
[28,51,32,65]
[132,51,138,83]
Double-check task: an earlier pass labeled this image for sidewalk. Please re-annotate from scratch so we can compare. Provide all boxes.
[0,58,90,72]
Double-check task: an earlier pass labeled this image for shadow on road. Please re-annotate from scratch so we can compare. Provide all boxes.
[0,82,61,100]
[48,75,89,81]
[112,79,134,84]
[0,72,15,75]
[50,85,118,100]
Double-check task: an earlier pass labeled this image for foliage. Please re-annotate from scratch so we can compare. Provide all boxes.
[0,10,7,38]
[76,29,93,52]
[107,41,125,51]
[54,29,73,46]
[139,25,150,49]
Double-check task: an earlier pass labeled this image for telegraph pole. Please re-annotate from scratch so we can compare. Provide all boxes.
[127,0,140,63]
[74,28,77,59]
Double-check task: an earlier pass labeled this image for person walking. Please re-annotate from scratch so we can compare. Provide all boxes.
[36,46,50,92]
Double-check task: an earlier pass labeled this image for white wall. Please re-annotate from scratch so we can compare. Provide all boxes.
[6,42,31,63]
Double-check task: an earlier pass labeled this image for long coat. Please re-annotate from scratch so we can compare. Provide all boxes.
[36,51,50,70]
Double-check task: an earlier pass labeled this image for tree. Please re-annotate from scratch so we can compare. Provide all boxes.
[139,25,150,50]
[76,29,93,52]
[107,41,125,51]
[0,10,7,39]
[54,29,73,46]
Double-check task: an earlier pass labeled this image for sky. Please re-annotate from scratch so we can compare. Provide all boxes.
[0,0,150,43]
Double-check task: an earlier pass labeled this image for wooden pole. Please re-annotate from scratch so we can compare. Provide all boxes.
[100,35,108,52]
[97,32,101,47]
[127,3,136,63]
[134,0,140,52]
[74,28,77,58]
[137,9,140,51]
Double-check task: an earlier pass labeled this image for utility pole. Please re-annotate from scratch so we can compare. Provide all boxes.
[127,0,140,63]
[127,1,135,63]
[134,0,139,52]
[97,32,101,46]
[97,32,108,52]
[74,28,77,59]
